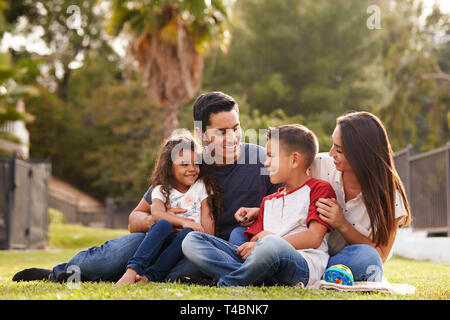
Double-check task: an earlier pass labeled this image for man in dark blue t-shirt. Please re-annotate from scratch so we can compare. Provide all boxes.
[12,91,281,284]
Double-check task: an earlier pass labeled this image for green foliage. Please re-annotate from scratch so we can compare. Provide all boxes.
[107,0,231,52]
[48,208,67,225]
[203,0,449,153]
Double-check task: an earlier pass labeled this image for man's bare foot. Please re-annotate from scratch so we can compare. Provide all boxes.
[116,268,137,286]
[135,274,149,284]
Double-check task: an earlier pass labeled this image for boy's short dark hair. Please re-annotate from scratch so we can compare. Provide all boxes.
[267,124,318,168]
[193,91,238,132]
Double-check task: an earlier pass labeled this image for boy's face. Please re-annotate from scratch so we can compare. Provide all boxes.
[200,108,242,165]
[264,139,292,185]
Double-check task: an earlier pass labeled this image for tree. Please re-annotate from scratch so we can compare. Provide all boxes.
[0,0,38,156]
[5,0,113,100]
[107,0,231,137]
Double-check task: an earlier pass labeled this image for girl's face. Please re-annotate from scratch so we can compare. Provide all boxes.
[329,126,353,172]
[172,150,200,191]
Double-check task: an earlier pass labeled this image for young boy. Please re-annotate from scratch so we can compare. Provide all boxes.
[182,124,337,287]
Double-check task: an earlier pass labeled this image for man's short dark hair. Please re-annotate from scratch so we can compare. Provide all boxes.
[193,92,237,132]
[267,124,318,168]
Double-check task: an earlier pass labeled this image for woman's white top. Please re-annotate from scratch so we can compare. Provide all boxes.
[151,179,209,224]
[311,153,408,260]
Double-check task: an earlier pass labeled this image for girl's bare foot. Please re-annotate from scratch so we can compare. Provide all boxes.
[116,268,137,286]
[135,274,149,284]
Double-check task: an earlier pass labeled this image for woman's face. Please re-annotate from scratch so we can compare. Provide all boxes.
[329,126,353,172]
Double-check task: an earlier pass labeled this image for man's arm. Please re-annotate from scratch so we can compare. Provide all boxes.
[128,197,154,233]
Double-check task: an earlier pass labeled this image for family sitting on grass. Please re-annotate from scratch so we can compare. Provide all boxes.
[13,91,411,288]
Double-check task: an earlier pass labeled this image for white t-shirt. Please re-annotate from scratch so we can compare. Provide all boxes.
[311,153,408,260]
[151,179,209,224]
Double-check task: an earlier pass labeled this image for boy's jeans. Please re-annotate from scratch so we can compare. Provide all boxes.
[226,226,384,283]
[182,232,310,287]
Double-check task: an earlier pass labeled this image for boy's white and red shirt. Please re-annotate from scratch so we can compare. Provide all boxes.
[244,178,336,284]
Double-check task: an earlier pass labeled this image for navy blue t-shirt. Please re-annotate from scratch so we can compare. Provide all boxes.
[143,143,282,240]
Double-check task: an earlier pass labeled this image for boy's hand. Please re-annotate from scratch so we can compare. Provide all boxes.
[234,207,259,227]
[236,242,256,260]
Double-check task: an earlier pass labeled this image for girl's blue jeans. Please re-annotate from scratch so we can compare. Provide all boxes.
[126,219,192,281]
[182,232,310,287]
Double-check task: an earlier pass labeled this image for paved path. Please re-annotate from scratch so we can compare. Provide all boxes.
[393,228,450,263]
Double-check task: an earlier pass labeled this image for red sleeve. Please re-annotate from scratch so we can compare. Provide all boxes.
[306,179,336,232]
[243,198,266,241]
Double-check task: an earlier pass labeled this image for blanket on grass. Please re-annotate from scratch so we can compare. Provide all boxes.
[297,278,416,295]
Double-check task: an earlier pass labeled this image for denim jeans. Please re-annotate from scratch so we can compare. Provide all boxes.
[50,222,199,282]
[182,232,309,287]
[327,244,383,282]
[51,232,146,282]
[127,220,192,282]
[228,226,248,246]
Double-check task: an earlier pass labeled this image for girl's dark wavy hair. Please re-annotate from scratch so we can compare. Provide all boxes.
[150,130,223,225]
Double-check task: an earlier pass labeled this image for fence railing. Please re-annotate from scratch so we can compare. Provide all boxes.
[394,142,450,234]
[49,195,106,228]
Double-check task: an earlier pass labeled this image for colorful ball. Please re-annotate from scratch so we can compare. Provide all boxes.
[324,264,354,286]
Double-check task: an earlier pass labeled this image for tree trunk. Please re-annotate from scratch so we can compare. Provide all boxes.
[163,100,179,138]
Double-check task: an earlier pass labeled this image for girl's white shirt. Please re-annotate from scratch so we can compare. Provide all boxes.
[151,179,208,224]
[311,153,408,260]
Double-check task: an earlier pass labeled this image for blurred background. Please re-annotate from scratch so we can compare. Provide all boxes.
[0,0,448,251]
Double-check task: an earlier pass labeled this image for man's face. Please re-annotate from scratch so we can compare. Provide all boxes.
[202,108,242,165]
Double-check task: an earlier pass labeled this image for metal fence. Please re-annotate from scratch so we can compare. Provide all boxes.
[105,197,140,230]
[0,156,51,249]
[49,193,106,228]
[394,142,450,234]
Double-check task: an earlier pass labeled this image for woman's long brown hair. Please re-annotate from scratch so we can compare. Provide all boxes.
[337,112,411,247]
[150,131,223,224]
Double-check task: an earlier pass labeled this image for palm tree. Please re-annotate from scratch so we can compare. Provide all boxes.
[107,0,231,137]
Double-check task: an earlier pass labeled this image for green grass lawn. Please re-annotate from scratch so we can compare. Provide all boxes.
[0,223,449,300]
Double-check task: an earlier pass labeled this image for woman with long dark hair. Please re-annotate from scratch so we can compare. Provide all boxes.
[313,111,411,281]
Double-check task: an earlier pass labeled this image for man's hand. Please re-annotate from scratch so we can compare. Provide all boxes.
[234,207,260,227]
[182,219,205,233]
[236,242,256,260]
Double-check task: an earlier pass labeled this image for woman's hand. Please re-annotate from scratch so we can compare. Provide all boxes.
[234,207,259,227]
[315,198,349,231]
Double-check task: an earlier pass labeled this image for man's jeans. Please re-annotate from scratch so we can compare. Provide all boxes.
[182,232,310,287]
[50,229,202,282]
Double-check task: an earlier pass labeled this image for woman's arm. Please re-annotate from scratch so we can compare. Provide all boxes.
[316,198,401,262]
[200,198,215,235]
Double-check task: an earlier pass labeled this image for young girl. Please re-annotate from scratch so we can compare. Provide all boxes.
[116,131,222,285]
